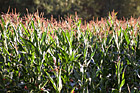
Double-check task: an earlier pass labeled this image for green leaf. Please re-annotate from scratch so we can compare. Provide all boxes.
[20,37,40,56]
[119,66,126,89]
[71,87,75,93]
[118,28,121,37]
[112,89,119,93]
[123,30,130,45]
[3,48,10,55]
[91,49,96,58]
[31,21,39,45]
[21,23,30,37]
[0,16,5,26]
[119,78,125,89]
[40,30,47,45]
[45,70,57,91]
[20,37,35,48]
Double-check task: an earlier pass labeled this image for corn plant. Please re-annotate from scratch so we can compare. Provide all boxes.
[0,11,140,93]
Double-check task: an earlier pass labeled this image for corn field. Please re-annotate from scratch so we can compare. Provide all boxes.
[0,11,140,93]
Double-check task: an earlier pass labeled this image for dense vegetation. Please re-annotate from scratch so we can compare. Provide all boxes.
[1,0,140,20]
[0,11,140,92]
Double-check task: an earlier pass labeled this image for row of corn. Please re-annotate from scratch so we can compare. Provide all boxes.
[0,11,140,92]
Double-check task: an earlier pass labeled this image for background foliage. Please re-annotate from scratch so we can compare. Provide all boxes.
[0,0,140,20]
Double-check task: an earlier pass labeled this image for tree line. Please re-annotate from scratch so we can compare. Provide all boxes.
[0,0,140,20]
